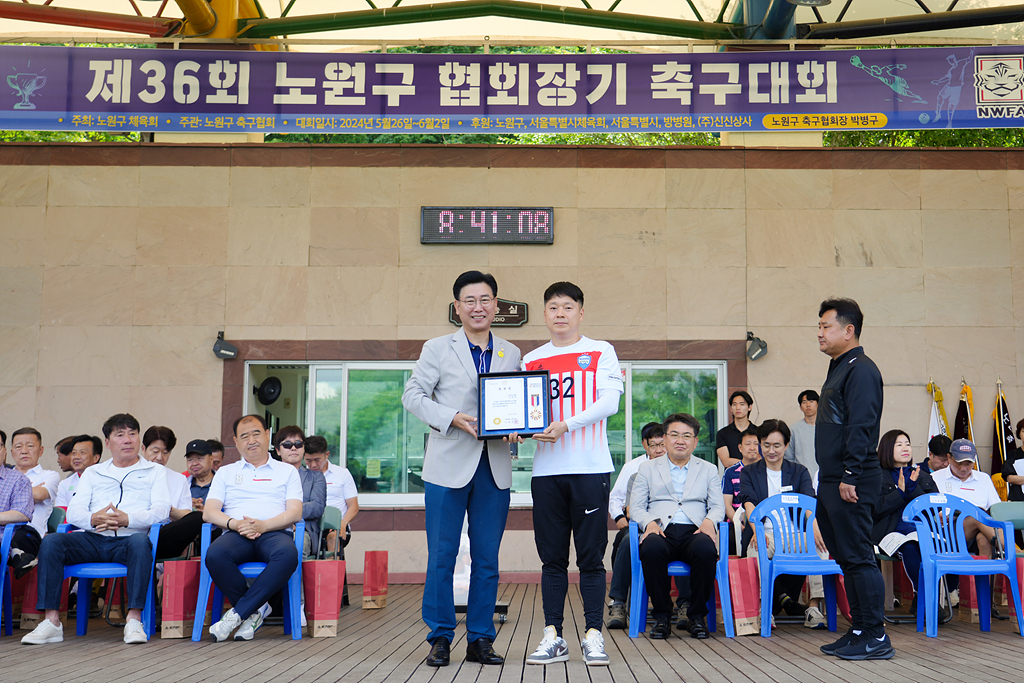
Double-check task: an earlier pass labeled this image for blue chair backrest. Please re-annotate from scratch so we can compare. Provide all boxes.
[902,493,986,558]
[749,492,818,558]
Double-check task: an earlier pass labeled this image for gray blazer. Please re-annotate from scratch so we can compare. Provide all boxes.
[402,328,521,489]
[630,454,725,532]
[298,466,326,547]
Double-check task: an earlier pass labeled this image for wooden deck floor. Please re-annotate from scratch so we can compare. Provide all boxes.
[2,584,1021,683]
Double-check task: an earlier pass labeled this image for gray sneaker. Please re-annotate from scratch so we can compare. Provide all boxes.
[210,608,242,642]
[526,626,569,665]
[607,602,627,629]
[581,628,610,666]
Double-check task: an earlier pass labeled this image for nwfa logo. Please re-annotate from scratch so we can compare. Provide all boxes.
[974,55,1024,118]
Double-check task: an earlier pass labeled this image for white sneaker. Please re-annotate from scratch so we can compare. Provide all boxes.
[210,608,242,642]
[581,628,610,666]
[21,619,63,645]
[804,606,827,630]
[123,618,148,644]
[526,625,569,665]
[235,604,271,641]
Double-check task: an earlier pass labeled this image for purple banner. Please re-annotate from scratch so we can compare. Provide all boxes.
[2,44,1022,133]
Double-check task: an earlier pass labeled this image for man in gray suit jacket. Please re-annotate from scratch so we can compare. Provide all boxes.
[402,271,521,668]
[631,412,725,640]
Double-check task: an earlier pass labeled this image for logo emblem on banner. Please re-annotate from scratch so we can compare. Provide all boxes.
[577,354,592,369]
[975,56,1024,103]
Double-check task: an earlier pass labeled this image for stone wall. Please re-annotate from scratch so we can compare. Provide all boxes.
[2,143,1020,577]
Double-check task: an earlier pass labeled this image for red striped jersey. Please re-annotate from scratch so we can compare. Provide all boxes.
[523,337,623,476]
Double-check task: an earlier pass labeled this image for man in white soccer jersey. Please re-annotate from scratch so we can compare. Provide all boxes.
[523,281,623,667]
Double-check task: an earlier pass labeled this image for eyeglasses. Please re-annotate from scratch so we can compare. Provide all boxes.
[459,296,494,308]
[666,432,695,440]
[278,441,304,450]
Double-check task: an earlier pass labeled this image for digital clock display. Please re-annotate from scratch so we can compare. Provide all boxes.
[421,207,554,245]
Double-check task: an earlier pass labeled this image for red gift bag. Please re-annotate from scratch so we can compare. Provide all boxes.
[161,559,202,638]
[728,557,761,635]
[20,568,69,630]
[362,551,388,610]
[1006,558,1024,633]
[303,560,347,637]
[834,575,853,622]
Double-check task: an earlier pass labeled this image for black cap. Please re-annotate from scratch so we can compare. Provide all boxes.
[184,439,213,457]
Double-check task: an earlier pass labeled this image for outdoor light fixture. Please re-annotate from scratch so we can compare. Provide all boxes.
[746,332,768,361]
[786,0,832,6]
[212,331,238,360]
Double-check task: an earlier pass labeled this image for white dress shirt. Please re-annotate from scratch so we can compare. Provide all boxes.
[931,466,1002,511]
[208,456,302,520]
[324,463,358,514]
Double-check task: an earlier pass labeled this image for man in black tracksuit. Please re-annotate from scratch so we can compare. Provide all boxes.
[814,298,892,661]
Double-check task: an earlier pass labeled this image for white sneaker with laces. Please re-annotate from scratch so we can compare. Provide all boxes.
[526,625,569,665]
[235,603,271,641]
[21,619,63,645]
[581,628,610,666]
[210,608,242,642]
[804,606,827,630]
[123,618,148,644]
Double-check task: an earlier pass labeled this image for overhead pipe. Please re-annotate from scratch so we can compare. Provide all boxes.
[173,0,218,34]
[0,0,177,36]
[801,3,1024,38]
[760,0,797,38]
[236,0,739,40]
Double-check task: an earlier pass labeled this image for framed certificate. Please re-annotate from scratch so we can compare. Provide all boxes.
[477,370,551,439]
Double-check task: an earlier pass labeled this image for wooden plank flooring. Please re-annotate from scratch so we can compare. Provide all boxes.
[2,584,1021,683]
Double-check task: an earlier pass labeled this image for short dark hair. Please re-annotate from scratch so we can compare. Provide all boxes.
[143,425,176,451]
[819,297,864,339]
[798,389,819,405]
[729,389,753,411]
[71,434,103,459]
[640,422,664,442]
[663,413,700,437]
[304,435,329,455]
[757,419,791,446]
[1017,419,1024,440]
[102,413,140,438]
[207,439,224,453]
[57,436,75,456]
[11,427,42,445]
[878,429,911,470]
[543,281,584,306]
[0,429,5,446]
[740,425,759,441]
[453,270,497,300]
[274,425,306,449]
[928,434,952,457]
[233,414,268,436]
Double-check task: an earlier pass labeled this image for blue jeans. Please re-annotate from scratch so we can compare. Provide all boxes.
[36,531,153,610]
[423,454,510,644]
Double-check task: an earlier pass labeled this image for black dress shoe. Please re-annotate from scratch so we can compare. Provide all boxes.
[426,637,451,667]
[466,637,504,665]
[649,619,671,640]
[689,615,710,640]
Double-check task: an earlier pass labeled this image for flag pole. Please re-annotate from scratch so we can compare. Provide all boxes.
[962,377,975,442]
[997,377,1007,465]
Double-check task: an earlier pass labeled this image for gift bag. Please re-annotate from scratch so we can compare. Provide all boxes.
[161,559,202,638]
[834,575,853,622]
[20,569,69,630]
[728,556,760,636]
[1006,558,1024,633]
[303,560,347,637]
[362,551,388,609]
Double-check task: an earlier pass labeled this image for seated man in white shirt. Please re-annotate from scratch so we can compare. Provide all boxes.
[8,427,60,578]
[22,413,171,645]
[930,439,1003,557]
[303,436,359,553]
[54,435,102,510]
[203,415,303,642]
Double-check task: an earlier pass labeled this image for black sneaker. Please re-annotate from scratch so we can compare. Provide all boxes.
[820,629,858,656]
[9,550,37,580]
[834,633,895,661]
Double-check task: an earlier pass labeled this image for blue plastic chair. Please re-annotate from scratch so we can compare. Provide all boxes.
[903,493,1024,638]
[627,519,734,638]
[58,522,162,637]
[191,521,305,642]
[749,493,842,638]
[1,522,27,637]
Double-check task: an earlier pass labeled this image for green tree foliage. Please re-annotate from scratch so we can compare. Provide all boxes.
[824,128,1024,147]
